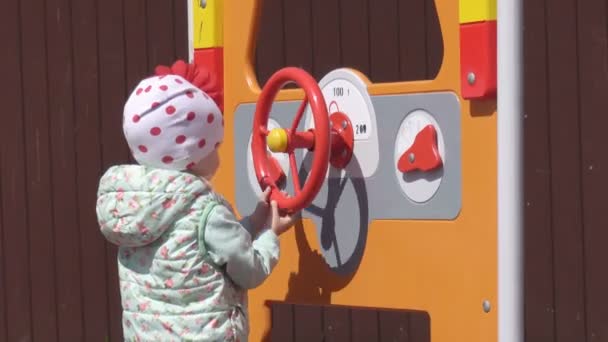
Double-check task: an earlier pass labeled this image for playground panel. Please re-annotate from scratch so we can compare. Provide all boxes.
[201,0,499,340]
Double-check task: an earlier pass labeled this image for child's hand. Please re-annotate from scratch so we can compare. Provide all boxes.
[270,201,300,236]
[249,187,271,232]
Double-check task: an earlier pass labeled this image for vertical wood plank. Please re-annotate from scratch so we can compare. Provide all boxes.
[378,310,410,342]
[173,0,189,61]
[523,0,557,339]
[97,0,128,340]
[124,0,149,93]
[45,0,85,339]
[339,0,370,77]
[271,302,294,342]
[398,0,428,80]
[408,313,430,342]
[351,308,379,342]
[0,0,33,340]
[255,0,286,86]
[368,0,400,82]
[0,157,5,341]
[311,0,341,80]
[71,0,109,338]
[577,0,608,340]
[124,0,148,167]
[283,0,314,76]
[424,0,443,79]
[19,0,59,340]
[323,305,351,342]
[545,0,587,340]
[294,304,324,342]
[146,0,176,71]
[271,304,431,342]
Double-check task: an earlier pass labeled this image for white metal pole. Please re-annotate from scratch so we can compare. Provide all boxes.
[497,0,524,340]
[187,0,194,63]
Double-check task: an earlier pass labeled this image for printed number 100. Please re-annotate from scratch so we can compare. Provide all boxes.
[333,87,349,97]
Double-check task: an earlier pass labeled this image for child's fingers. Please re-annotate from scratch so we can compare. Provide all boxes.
[260,187,271,202]
[271,200,278,213]
[270,201,279,227]
[271,201,279,217]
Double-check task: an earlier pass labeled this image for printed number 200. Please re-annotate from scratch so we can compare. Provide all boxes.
[355,124,367,135]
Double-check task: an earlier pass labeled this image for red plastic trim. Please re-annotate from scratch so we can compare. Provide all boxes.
[460,21,497,99]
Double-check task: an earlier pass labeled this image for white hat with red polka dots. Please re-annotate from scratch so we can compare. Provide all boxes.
[123,74,224,171]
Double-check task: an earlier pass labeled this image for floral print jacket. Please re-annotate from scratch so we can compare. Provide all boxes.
[96,165,279,341]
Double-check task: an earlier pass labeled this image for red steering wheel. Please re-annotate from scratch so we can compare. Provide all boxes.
[251,67,330,212]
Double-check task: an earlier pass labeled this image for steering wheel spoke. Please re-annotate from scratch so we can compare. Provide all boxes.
[289,96,309,136]
[289,152,302,194]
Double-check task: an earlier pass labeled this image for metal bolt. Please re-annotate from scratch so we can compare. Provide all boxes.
[408,153,415,163]
[200,0,207,8]
[467,72,476,85]
[483,300,491,313]
[341,120,348,129]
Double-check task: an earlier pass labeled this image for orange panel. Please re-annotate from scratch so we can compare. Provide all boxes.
[220,1,498,341]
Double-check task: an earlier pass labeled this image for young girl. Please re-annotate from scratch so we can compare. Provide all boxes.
[96,61,297,341]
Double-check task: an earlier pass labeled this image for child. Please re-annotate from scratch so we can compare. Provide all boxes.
[96,61,297,341]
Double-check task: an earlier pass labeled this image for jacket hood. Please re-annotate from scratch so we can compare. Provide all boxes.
[96,165,210,247]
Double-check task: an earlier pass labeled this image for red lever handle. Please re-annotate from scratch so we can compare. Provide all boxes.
[397,125,443,173]
[263,152,286,188]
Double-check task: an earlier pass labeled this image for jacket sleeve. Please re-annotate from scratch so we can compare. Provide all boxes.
[203,203,280,289]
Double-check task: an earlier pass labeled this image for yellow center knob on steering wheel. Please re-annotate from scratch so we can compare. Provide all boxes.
[267,128,289,153]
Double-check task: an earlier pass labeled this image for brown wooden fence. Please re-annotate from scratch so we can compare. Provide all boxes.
[523,0,608,340]
[0,0,607,341]
[0,0,187,340]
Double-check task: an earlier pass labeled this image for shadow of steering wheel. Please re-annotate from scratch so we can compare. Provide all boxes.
[261,153,370,341]
[280,151,370,304]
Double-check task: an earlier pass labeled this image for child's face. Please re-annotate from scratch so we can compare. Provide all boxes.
[192,149,220,180]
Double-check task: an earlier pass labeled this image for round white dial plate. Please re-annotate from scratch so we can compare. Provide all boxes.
[393,109,446,203]
[303,68,379,178]
[321,78,372,140]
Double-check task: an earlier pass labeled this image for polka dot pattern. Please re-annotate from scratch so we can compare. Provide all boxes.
[150,127,162,136]
[122,75,224,171]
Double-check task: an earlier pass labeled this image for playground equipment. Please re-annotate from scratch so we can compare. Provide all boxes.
[189,0,523,340]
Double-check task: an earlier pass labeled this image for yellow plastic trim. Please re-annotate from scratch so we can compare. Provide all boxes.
[459,0,497,24]
[192,0,224,48]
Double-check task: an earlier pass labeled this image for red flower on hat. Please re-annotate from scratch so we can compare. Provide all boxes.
[154,60,223,112]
